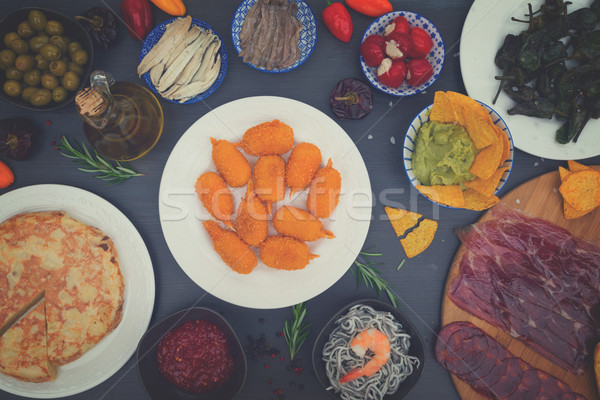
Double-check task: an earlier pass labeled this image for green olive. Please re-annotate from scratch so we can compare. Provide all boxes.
[49,35,70,51]
[30,88,52,106]
[68,61,83,75]
[21,86,37,102]
[41,72,58,90]
[10,39,30,55]
[5,67,22,80]
[0,49,16,70]
[52,86,68,103]
[44,20,64,36]
[3,32,19,48]
[61,71,80,91]
[39,43,61,61]
[29,35,49,53]
[14,54,34,72]
[23,69,41,86]
[28,10,47,31]
[49,60,67,77]
[68,41,82,57]
[71,49,88,66]
[17,21,35,39]
[34,54,49,70]
[3,80,22,97]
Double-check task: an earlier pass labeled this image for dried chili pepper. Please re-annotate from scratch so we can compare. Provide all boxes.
[322,1,353,43]
[0,117,35,161]
[0,160,14,189]
[76,7,120,50]
[345,0,392,17]
[408,27,433,58]
[120,0,153,41]
[406,58,433,87]
[149,0,186,16]
[329,78,373,120]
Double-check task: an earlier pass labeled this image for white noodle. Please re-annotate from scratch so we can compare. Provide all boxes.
[322,304,420,400]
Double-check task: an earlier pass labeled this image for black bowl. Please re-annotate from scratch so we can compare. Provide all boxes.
[136,307,247,400]
[0,7,93,111]
[312,299,425,400]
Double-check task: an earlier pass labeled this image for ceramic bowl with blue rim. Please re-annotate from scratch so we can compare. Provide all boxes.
[360,11,444,97]
[231,0,317,73]
[140,18,228,104]
[403,101,514,209]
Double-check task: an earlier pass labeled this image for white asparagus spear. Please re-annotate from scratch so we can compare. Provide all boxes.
[137,16,191,76]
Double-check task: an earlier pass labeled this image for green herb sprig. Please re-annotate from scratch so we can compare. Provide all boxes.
[283,302,310,361]
[352,248,401,308]
[55,135,143,184]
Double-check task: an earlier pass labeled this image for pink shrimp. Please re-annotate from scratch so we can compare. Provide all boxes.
[338,328,391,383]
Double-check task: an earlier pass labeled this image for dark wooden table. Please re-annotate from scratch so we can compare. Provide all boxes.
[1,0,599,399]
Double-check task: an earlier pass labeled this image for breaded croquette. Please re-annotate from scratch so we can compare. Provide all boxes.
[306,158,342,219]
[203,220,257,274]
[195,172,235,228]
[211,137,252,187]
[272,206,334,242]
[236,180,269,247]
[259,236,318,270]
[286,142,322,197]
[253,155,286,214]
[236,120,294,156]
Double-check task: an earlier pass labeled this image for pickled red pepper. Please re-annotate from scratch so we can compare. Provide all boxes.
[120,0,154,40]
[345,0,392,17]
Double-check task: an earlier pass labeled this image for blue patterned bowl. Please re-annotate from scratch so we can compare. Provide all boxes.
[231,0,318,73]
[403,101,514,209]
[360,12,444,97]
[140,18,228,104]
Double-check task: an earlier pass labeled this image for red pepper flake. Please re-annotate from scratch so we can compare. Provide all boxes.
[271,353,276,358]
[265,363,270,369]
[267,378,273,385]
[45,120,52,126]
[279,356,285,361]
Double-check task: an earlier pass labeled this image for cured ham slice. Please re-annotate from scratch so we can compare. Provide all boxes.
[436,321,586,399]
[449,206,600,375]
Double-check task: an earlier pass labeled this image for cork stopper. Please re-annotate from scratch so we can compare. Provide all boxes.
[75,87,107,117]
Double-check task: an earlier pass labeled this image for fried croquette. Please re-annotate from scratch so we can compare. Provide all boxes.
[236,120,294,156]
[272,206,334,242]
[259,236,318,270]
[203,220,257,274]
[195,172,235,228]
[211,137,252,187]
[286,142,322,197]
[306,158,342,219]
[236,180,269,247]
[253,155,286,214]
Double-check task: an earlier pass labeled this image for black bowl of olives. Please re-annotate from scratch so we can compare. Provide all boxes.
[0,7,93,111]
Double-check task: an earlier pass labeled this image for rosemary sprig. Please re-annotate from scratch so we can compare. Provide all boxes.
[55,135,143,184]
[283,302,310,361]
[352,248,401,308]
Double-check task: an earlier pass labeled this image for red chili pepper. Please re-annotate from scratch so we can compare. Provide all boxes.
[120,0,154,41]
[0,160,14,189]
[345,0,392,17]
[322,1,353,42]
[406,58,433,86]
[408,27,433,58]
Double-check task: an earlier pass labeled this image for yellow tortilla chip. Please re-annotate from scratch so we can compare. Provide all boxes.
[558,166,570,181]
[567,160,591,172]
[497,126,511,166]
[417,185,465,208]
[469,131,504,179]
[429,91,460,124]
[384,206,421,237]
[564,201,593,219]
[446,91,496,149]
[463,167,508,198]
[559,170,600,211]
[462,189,500,211]
[444,91,467,126]
[400,219,438,258]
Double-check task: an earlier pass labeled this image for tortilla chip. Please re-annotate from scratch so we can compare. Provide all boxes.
[559,170,600,211]
[469,131,504,180]
[462,189,500,211]
[564,201,593,219]
[446,92,496,149]
[463,166,508,197]
[567,160,591,172]
[429,91,460,124]
[444,91,468,127]
[497,126,511,165]
[400,219,438,258]
[417,185,465,208]
[384,206,421,237]
[558,166,570,181]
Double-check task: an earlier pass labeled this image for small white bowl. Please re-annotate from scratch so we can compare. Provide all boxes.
[403,101,514,209]
[360,11,445,97]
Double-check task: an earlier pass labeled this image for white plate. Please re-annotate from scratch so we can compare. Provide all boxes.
[159,96,372,309]
[460,0,599,160]
[0,185,155,398]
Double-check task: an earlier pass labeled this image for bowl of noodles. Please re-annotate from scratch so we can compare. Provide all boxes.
[312,299,424,400]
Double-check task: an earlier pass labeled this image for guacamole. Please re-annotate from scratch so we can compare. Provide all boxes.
[412,121,476,186]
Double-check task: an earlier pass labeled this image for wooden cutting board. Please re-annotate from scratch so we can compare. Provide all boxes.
[441,166,600,400]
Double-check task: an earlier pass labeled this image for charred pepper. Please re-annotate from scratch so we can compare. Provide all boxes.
[120,0,154,41]
[322,1,353,43]
[329,78,373,120]
[0,117,35,161]
[345,0,392,17]
[76,7,120,50]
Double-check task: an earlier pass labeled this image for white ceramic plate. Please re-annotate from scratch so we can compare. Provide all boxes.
[159,96,372,309]
[0,185,155,398]
[460,0,599,160]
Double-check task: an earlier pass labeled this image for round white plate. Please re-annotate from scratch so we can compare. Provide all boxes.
[0,185,155,398]
[159,96,372,309]
[460,0,599,160]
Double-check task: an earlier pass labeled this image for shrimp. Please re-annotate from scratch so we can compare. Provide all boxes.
[286,142,322,197]
[259,236,318,270]
[235,120,294,156]
[195,172,234,228]
[235,180,269,247]
[211,137,252,187]
[272,206,334,242]
[306,158,342,219]
[203,220,257,274]
[338,328,391,383]
[253,155,286,214]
